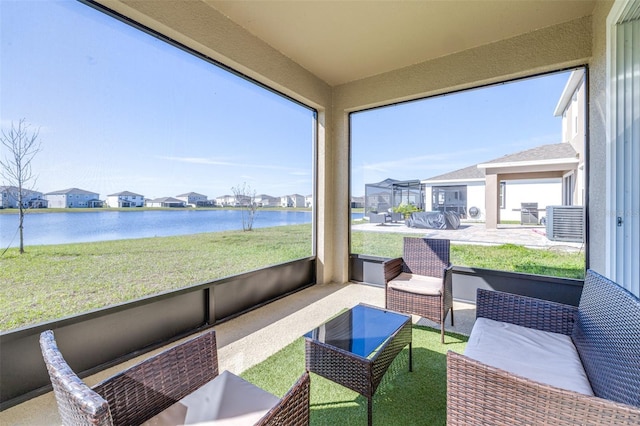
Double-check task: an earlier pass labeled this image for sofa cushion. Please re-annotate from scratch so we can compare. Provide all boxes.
[465,317,593,396]
[141,370,280,425]
[387,272,441,295]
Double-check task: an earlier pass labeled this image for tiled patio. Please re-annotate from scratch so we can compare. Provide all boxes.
[353,221,584,251]
[0,282,476,425]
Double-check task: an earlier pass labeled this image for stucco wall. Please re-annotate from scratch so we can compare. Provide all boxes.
[501,179,562,223]
[333,16,593,283]
[586,1,614,274]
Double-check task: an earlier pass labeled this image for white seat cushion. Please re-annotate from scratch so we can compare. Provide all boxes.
[142,370,280,425]
[464,317,594,396]
[388,272,442,296]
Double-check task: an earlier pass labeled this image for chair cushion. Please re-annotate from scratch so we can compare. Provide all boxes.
[388,272,442,296]
[464,317,594,396]
[141,370,280,425]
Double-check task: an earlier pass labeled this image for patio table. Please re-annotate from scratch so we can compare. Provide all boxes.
[304,303,412,425]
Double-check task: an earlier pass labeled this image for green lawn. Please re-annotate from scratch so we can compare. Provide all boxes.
[0,225,584,331]
[0,225,312,331]
[241,325,468,425]
[351,230,585,278]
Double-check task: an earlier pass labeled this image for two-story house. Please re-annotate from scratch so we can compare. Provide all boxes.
[255,194,279,207]
[215,195,235,206]
[45,188,101,208]
[176,192,210,207]
[281,194,305,208]
[106,191,145,208]
[0,186,46,209]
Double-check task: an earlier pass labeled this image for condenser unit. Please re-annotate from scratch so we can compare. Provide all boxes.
[545,206,584,243]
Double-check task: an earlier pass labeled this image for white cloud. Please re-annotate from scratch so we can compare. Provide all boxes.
[158,155,306,173]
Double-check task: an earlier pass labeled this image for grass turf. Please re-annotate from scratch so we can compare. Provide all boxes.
[240,325,468,425]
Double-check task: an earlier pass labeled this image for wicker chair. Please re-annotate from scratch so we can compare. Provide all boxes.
[383,237,453,343]
[40,329,310,425]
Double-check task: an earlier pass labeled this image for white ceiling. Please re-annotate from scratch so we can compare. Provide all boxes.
[206,0,596,86]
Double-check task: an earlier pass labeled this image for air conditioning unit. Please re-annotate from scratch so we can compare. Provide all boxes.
[545,206,584,243]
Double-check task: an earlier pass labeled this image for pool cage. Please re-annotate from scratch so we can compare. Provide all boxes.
[364,178,425,217]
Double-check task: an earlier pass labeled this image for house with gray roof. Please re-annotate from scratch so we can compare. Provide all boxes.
[106,191,144,208]
[0,186,46,209]
[175,192,213,207]
[423,143,577,225]
[146,197,186,208]
[44,188,102,208]
[255,194,279,207]
[422,70,584,229]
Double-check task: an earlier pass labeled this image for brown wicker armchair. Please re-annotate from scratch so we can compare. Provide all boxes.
[40,329,310,425]
[383,237,453,343]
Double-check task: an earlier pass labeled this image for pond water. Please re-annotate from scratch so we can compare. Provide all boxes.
[0,209,364,247]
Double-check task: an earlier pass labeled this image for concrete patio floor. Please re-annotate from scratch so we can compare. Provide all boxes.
[353,221,584,251]
[0,282,476,425]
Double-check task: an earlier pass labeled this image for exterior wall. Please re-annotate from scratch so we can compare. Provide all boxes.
[63,192,99,208]
[424,179,560,223]
[177,194,207,206]
[0,189,16,208]
[256,196,278,207]
[500,179,562,222]
[106,196,117,208]
[466,182,486,221]
[47,193,101,208]
[281,196,292,207]
[128,195,144,207]
[0,188,43,208]
[215,196,236,206]
[291,195,305,208]
[560,77,587,207]
[46,194,67,208]
[588,1,614,274]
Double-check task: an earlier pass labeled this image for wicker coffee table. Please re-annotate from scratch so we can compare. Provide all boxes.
[304,303,412,425]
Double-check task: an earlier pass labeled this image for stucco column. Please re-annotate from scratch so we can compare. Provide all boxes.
[485,174,499,229]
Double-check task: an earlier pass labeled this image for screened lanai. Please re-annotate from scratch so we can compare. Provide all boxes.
[364,178,425,217]
[2,0,640,422]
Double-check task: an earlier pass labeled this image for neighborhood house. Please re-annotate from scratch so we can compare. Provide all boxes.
[365,69,585,232]
[45,188,102,208]
[106,191,145,208]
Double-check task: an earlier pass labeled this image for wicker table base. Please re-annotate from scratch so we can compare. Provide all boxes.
[304,304,412,425]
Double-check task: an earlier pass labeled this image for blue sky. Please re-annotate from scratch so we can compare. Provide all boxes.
[1,0,314,199]
[351,71,570,195]
[2,1,571,200]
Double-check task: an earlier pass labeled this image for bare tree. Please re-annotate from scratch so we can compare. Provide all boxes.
[231,182,258,231]
[1,119,42,254]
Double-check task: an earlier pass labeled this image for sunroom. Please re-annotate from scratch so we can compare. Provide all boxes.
[1,0,639,424]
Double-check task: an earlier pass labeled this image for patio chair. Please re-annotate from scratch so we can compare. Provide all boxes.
[40,329,310,425]
[383,237,453,343]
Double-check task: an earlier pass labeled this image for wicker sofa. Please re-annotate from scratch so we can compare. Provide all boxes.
[447,269,640,425]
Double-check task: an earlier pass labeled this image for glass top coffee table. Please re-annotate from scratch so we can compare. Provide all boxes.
[304,303,412,425]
